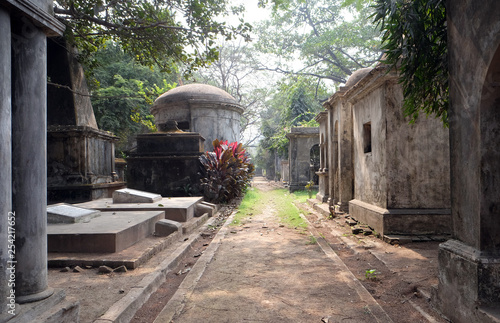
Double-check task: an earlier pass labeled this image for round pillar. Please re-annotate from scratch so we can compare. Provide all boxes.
[0,7,12,313]
[11,17,53,303]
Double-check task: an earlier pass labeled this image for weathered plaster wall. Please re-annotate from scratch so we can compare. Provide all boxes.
[435,2,500,322]
[384,82,450,209]
[352,84,387,208]
[447,0,500,251]
[191,106,241,149]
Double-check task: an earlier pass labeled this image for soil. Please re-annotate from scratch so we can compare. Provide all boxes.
[49,177,449,322]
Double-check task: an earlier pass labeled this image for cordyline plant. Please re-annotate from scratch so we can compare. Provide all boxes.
[199,139,255,204]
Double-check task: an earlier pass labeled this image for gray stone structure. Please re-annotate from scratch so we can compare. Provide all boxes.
[151,83,243,149]
[315,111,329,202]
[434,1,500,322]
[126,122,206,197]
[323,70,367,213]
[345,66,451,236]
[280,160,290,183]
[286,127,319,192]
[0,0,76,317]
[47,39,125,203]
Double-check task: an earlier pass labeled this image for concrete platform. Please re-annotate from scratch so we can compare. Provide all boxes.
[48,211,165,253]
[48,213,209,269]
[75,196,203,222]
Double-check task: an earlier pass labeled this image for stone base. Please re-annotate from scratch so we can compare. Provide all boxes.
[48,211,164,253]
[48,182,126,204]
[315,192,329,203]
[7,289,79,323]
[434,239,500,323]
[348,199,451,235]
[75,196,202,222]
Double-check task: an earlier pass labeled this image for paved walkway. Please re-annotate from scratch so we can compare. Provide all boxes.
[154,182,392,323]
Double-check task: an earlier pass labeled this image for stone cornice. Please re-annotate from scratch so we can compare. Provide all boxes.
[2,0,65,36]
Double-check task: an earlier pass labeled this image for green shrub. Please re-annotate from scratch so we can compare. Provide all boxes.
[199,139,255,204]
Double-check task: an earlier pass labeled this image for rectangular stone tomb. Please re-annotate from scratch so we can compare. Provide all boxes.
[47,211,164,253]
[112,188,162,204]
[75,196,203,222]
[47,203,101,224]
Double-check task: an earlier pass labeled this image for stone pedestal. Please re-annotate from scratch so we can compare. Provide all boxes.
[315,170,329,202]
[47,125,125,203]
[127,131,205,197]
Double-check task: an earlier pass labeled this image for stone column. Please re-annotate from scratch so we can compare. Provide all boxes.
[11,17,53,303]
[0,7,12,313]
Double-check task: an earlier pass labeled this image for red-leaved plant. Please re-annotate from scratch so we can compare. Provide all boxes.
[199,139,255,203]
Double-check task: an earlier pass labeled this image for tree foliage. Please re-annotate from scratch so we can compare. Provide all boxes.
[256,76,325,173]
[54,0,252,76]
[254,0,381,84]
[195,42,273,146]
[90,43,177,151]
[372,0,448,125]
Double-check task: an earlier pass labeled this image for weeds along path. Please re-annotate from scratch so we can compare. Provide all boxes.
[160,178,389,323]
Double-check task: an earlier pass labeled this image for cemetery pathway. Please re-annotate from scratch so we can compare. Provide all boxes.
[152,178,392,323]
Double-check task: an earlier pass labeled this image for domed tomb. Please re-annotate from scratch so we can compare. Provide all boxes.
[151,84,244,149]
[344,67,374,89]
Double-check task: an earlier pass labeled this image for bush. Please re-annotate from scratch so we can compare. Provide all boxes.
[199,139,255,204]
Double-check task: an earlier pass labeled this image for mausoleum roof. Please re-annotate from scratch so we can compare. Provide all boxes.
[344,67,374,88]
[153,83,240,108]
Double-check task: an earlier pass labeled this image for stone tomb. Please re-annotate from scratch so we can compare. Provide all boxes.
[76,196,203,222]
[48,210,165,253]
[47,203,101,224]
[126,122,206,197]
[112,188,162,204]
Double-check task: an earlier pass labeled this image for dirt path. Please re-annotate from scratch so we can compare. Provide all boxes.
[154,178,393,323]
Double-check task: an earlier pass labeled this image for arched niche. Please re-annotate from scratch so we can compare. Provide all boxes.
[480,44,500,253]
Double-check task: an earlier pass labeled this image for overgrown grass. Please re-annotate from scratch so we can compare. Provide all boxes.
[272,189,308,230]
[231,187,309,231]
[291,190,318,203]
[231,187,265,226]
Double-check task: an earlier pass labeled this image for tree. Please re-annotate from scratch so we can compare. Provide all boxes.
[372,0,448,125]
[90,43,177,152]
[195,41,273,146]
[53,0,252,76]
[256,76,326,174]
[254,0,381,85]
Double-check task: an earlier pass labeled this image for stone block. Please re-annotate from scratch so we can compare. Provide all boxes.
[155,219,182,237]
[195,203,215,217]
[113,188,162,204]
[47,203,101,224]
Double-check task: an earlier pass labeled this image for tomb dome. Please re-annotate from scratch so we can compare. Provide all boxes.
[150,83,243,148]
[152,83,240,108]
[344,67,374,89]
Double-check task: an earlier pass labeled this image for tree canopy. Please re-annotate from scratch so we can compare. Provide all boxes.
[54,0,252,76]
[372,0,448,125]
[254,0,381,85]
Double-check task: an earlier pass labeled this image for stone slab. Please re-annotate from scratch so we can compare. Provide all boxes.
[48,214,212,269]
[75,197,203,222]
[48,211,165,253]
[47,203,101,224]
[113,188,162,204]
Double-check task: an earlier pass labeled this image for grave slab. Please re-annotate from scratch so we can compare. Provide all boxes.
[47,203,101,224]
[113,188,162,204]
[75,196,203,222]
[48,211,164,253]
